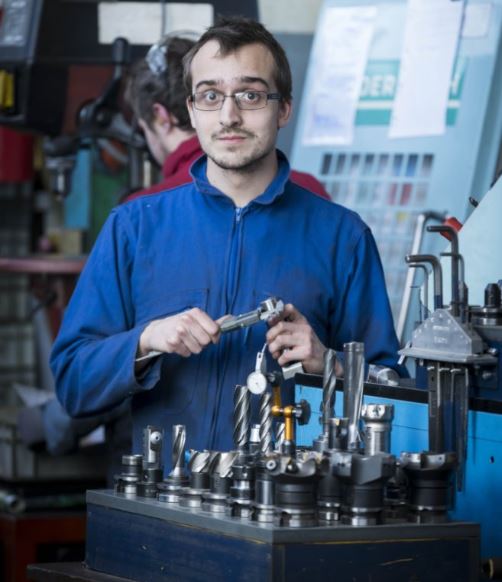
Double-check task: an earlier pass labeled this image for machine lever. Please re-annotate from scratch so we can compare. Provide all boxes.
[428,225,462,317]
[407,263,429,322]
[406,254,443,310]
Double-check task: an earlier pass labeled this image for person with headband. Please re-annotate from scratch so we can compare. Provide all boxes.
[51,17,403,468]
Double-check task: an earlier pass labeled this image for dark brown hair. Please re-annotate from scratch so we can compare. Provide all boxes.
[183,16,292,102]
[125,36,195,131]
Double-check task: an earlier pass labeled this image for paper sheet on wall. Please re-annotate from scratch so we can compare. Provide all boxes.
[302,6,377,146]
[389,0,464,139]
[98,2,214,44]
[461,3,492,38]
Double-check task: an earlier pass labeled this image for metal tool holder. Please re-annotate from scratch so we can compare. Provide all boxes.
[362,404,394,456]
[157,425,189,503]
[328,343,396,526]
[202,451,238,514]
[400,226,499,492]
[312,350,344,523]
[179,450,215,508]
[316,417,347,523]
[333,449,396,526]
[343,342,365,451]
[114,454,143,496]
[136,426,164,498]
[252,391,276,523]
[265,452,326,527]
[228,385,256,519]
[400,451,458,524]
[313,349,337,453]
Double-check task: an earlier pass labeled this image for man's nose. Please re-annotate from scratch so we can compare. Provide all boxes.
[219,95,242,127]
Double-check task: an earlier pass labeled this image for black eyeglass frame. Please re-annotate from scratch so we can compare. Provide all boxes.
[189,90,282,111]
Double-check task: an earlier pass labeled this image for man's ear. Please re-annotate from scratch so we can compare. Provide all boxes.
[186,97,196,130]
[152,102,173,130]
[277,99,293,129]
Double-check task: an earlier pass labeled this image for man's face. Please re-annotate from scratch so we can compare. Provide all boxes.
[187,40,291,173]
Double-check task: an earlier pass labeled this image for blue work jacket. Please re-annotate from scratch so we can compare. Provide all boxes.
[51,152,402,469]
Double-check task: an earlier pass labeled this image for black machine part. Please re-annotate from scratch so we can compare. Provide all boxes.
[0,0,258,134]
[470,283,502,326]
[266,455,327,528]
[400,451,457,524]
[333,450,396,526]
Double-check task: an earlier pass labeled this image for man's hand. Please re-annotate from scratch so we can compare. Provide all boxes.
[266,303,326,375]
[138,308,223,359]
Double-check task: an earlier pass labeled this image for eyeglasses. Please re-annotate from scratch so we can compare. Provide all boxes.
[190,90,281,111]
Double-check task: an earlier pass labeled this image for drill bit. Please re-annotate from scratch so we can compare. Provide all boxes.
[275,422,285,452]
[344,342,365,450]
[322,349,337,436]
[169,425,186,479]
[211,451,238,479]
[233,385,250,452]
[259,392,273,455]
[188,450,213,474]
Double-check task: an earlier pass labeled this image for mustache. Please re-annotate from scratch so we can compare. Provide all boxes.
[212,129,255,139]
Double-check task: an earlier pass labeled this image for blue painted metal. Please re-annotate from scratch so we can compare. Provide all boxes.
[296,383,502,558]
[86,504,273,581]
[85,495,480,582]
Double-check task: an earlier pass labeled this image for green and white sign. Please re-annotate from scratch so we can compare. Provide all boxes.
[355,58,466,126]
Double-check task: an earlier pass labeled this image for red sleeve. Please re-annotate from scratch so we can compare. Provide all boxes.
[290,170,331,200]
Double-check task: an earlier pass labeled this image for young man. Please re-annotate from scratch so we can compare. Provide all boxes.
[123,34,330,201]
[51,18,402,467]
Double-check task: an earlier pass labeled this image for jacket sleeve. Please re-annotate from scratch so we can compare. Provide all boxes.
[50,210,161,417]
[332,227,407,376]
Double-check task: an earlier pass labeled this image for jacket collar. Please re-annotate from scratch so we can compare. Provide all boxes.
[190,150,291,206]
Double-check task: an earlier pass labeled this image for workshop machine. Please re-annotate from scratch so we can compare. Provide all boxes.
[0,0,259,238]
[84,205,502,578]
[291,0,502,341]
[296,210,502,560]
[85,302,481,581]
[0,0,258,136]
[88,393,478,580]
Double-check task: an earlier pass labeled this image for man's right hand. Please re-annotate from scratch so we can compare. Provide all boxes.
[137,308,223,359]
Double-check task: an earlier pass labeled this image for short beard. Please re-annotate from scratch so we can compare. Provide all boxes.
[208,145,275,174]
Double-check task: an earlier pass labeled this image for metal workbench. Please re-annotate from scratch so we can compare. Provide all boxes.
[85,490,480,581]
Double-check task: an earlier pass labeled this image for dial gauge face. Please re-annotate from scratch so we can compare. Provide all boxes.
[247,371,268,395]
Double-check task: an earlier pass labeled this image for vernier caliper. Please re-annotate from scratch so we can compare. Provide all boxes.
[136,297,285,362]
[219,297,284,333]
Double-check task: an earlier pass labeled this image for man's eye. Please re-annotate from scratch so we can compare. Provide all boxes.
[241,91,260,103]
[203,91,220,102]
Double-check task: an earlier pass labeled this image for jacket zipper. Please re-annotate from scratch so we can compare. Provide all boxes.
[226,207,245,310]
[209,205,248,448]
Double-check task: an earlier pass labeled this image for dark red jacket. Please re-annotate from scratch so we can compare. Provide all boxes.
[124,136,330,202]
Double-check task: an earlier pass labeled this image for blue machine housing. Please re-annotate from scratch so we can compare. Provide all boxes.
[296,377,502,558]
[472,327,502,400]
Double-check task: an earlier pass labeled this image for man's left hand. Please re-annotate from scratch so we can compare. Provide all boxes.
[266,303,326,375]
